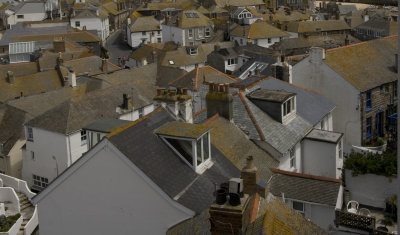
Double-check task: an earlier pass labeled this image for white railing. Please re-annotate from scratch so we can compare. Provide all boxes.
[0,187,20,213]
[23,205,38,235]
[0,174,35,200]
[0,214,22,235]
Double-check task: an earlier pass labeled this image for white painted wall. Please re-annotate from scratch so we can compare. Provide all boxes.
[287,199,336,231]
[129,30,162,48]
[301,137,343,178]
[292,54,361,148]
[162,25,184,46]
[344,169,398,208]
[36,141,193,235]
[278,142,301,173]
[230,36,281,48]
[314,113,333,131]
[0,139,24,178]
[224,58,245,73]
[70,17,109,41]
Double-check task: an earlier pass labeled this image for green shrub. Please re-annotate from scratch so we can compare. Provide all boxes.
[344,150,397,176]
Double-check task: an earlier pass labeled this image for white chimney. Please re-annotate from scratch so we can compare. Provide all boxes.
[363,13,369,22]
[310,47,325,64]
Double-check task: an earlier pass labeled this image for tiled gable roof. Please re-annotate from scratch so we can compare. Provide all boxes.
[231,21,289,39]
[129,16,160,32]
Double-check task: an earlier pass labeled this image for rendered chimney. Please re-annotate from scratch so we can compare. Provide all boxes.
[53,38,65,53]
[241,156,258,195]
[206,82,233,121]
[68,69,77,88]
[7,71,14,85]
[153,87,193,123]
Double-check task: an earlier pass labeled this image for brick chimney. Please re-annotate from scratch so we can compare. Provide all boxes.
[7,71,14,85]
[206,83,233,121]
[53,38,65,53]
[241,156,258,195]
[154,87,193,123]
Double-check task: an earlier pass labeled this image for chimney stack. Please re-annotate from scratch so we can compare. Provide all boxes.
[68,69,77,88]
[7,71,14,85]
[154,87,193,123]
[309,47,325,64]
[206,83,233,121]
[241,156,258,195]
[53,37,65,53]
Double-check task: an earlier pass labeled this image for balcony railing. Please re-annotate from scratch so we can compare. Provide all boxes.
[335,209,376,232]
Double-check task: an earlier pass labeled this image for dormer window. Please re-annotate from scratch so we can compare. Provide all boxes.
[155,122,212,173]
[283,97,295,117]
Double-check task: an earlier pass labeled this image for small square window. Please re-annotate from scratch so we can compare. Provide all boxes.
[17,15,24,19]
[75,21,80,27]
[268,38,271,43]
[142,31,146,36]
[293,201,304,214]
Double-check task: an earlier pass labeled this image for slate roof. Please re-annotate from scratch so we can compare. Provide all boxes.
[324,35,398,91]
[84,118,132,133]
[247,89,295,103]
[168,66,237,90]
[258,78,335,126]
[305,129,343,143]
[129,16,160,32]
[355,18,398,35]
[0,104,29,156]
[60,56,120,76]
[207,116,279,182]
[338,5,357,15]
[101,1,127,15]
[231,21,290,39]
[268,169,341,206]
[287,20,350,33]
[108,108,240,214]
[233,89,312,155]
[214,0,264,7]
[129,42,178,64]
[16,2,45,14]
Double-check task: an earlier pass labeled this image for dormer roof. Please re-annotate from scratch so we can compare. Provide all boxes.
[155,121,210,139]
[247,89,295,103]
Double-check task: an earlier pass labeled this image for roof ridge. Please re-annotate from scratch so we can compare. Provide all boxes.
[270,168,341,183]
[168,69,194,85]
[193,108,207,117]
[106,107,163,139]
[326,41,369,52]
[203,113,219,125]
[194,67,199,89]
[238,92,265,141]
[205,65,237,81]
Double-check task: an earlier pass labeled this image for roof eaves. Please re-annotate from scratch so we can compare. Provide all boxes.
[270,168,342,183]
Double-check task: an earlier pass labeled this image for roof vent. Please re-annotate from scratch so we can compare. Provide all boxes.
[229,178,243,196]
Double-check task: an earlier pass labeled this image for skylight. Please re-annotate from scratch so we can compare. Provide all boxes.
[169,60,175,65]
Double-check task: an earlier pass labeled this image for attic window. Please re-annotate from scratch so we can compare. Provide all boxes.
[162,132,211,173]
[282,97,295,117]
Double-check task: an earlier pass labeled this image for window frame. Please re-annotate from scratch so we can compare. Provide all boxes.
[188,29,194,39]
[17,15,24,19]
[75,21,80,27]
[366,90,372,112]
[289,147,296,168]
[27,127,34,142]
[81,130,87,146]
[33,174,49,189]
[205,27,211,37]
[292,201,304,214]
[189,47,197,55]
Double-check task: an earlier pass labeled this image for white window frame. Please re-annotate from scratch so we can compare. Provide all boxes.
[75,21,80,27]
[338,140,343,159]
[188,29,193,39]
[227,58,238,65]
[292,200,304,214]
[282,97,295,117]
[189,47,197,55]
[27,127,34,142]
[198,28,203,38]
[205,28,211,37]
[81,130,87,146]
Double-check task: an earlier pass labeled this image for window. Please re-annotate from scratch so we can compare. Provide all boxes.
[366,117,372,138]
[268,38,271,43]
[321,119,325,130]
[283,97,295,116]
[240,38,243,44]
[162,132,211,172]
[17,15,24,19]
[27,127,34,142]
[246,13,252,18]
[142,31,146,36]
[205,28,211,37]
[33,174,48,189]
[188,29,193,38]
[157,30,161,35]
[366,90,372,111]
[289,147,296,168]
[138,108,143,118]
[238,13,243,19]
[30,151,35,161]
[394,84,397,99]
[293,201,304,215]
[198,28,203,38]
[157,38,161,43]
[338,140,342,159]
[75,21,80,27]
[189,47,197,55]
[227,58,238,65]
[81,130,87,145]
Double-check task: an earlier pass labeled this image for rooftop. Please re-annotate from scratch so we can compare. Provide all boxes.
[247,89,295,103]
[155,121,211,139]
[305,129,343,144]
[84,118,132,133]
[231,21,290,39]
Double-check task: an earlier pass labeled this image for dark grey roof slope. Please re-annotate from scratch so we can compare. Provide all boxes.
[108,109,240,214]
[0,105,29,155]
[84,118,132,133]
[268,169,341,206]
[233,89,312,155]
[258,78,335,126]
